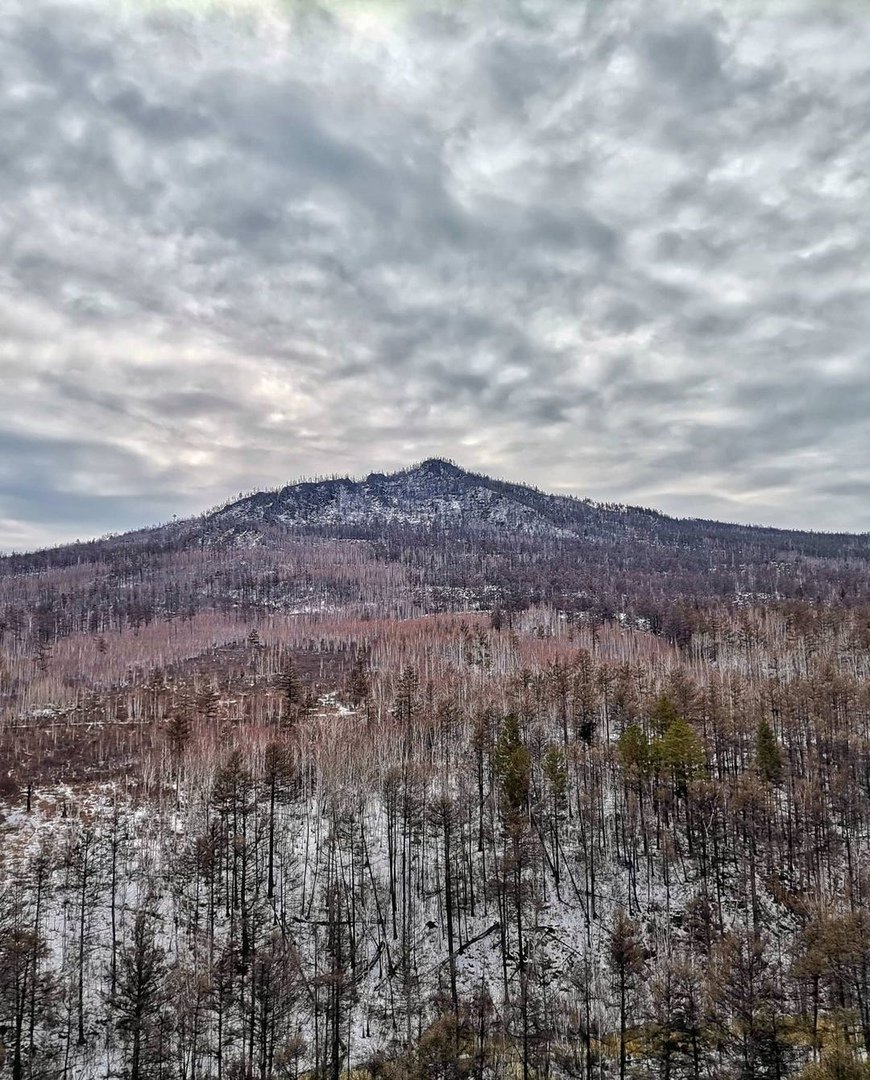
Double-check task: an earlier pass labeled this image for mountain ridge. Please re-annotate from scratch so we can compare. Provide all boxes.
[208,457,586,541]
[206,457,866,543]
[4,459,870,625]
[4,458,868,568]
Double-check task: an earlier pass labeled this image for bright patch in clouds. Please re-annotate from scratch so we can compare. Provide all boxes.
[3,0,870,549]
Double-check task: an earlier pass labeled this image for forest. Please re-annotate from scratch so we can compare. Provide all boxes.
[2,474,870,1080]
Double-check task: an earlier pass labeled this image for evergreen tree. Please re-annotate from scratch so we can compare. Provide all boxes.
[755,718,784,785]
[111,908,168,1080]
[280,658,306,729]
[347,653,372,712]
[494,714,530,816]
[650,693,681,736]
[656,717,705,796]
[713,929,792,1080]
[618,723,651,779]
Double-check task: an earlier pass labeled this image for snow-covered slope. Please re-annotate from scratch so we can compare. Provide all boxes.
[5,459,870,619]
[209,458,580,538]
[204,457,870,562]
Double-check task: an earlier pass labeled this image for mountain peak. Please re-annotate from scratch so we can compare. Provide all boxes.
[204,459,870,560]
[407,458,466,479]
[211,457,566,536]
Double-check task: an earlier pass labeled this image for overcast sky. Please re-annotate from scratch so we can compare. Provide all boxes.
[3,0,870,550]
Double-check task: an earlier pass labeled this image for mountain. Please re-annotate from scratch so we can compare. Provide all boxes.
[4,461,870,1080]
[208,458,580,538]
[3,459,870,645]
[207,457,867,554]
[203,460,870,613]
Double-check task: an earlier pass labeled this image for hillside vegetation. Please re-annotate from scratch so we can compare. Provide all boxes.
[1,463,870,1080]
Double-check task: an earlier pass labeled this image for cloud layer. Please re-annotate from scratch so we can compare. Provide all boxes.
[3,0,870,549]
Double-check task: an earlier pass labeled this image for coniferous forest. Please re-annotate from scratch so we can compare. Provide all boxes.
[2,464,870,1080]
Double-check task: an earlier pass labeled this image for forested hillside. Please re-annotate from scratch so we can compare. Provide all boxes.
[1,464,870,1080]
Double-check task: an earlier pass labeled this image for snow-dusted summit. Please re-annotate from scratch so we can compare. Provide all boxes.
[208,459,582,538]
[203,459,870,566]
[5,458,870,616]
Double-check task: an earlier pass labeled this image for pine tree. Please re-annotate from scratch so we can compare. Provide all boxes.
[280,659,306,729]
[712,929,792,1080]
[650,693,681,736]
[391,666,419,726]
[543,744,567,801]
[618,724,651,779]
[494,714,530,817]
[111,909,168,1080]
[656,717,705,796]
[197,681,220,722]
[165,711,191,758]
[347,654,371,710]
[755,718,783,785]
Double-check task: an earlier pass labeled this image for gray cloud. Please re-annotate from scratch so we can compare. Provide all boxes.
[2,0,870,550]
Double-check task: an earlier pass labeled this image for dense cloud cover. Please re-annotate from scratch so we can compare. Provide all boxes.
[3,0,870,549]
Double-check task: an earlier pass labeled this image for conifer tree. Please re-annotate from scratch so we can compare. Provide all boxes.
[656,717,705,796]
[494,714,530,816]
[280,658,306,730]
[755,718,784,785]
[111,908,168,1080]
